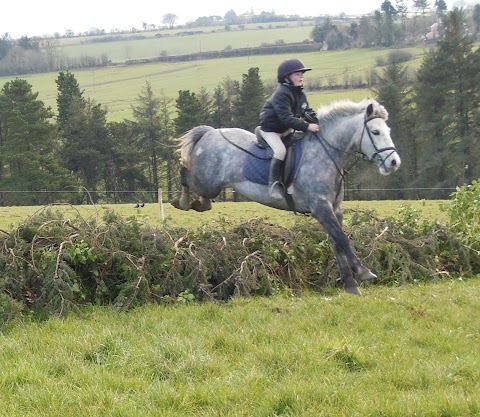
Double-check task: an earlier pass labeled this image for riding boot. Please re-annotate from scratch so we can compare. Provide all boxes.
[268,157,284,199]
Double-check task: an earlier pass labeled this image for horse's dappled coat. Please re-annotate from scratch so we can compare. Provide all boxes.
[173,99,401,295]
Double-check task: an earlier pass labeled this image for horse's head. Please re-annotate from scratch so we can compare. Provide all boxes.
[358,102,401,175]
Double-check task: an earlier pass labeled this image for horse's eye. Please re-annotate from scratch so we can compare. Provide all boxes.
[371,130,380,135]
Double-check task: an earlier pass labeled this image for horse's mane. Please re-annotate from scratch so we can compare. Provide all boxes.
[316,99,388,124]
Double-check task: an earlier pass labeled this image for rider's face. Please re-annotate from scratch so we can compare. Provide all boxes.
[288,71,305,86]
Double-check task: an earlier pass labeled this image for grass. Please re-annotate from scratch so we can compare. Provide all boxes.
[57,25,317,62]
[0,200,449,231]
[0,46,427,122]
[1,280,479,416]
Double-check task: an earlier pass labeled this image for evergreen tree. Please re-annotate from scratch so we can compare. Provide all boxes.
[395,0,409,30]
[55,70,84,133]
[59,97,109,202]
[373,62,416,197]
[414,8,480,189]
[473,4,480,38]
[131,81,164,196]
[0,79,77,205]
[434,0,447,16]
[210,77,239,129]
[197,86,213,125]
[107,121,149,202]
[0,33,13,60]
[381,0,398,46]
[373,11,384,46]
[174,90,203,134]
[233,67,265,131]
[157,90,176,201]
[211,86,228,128]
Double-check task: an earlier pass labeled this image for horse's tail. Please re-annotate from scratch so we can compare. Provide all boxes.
[178,125,214,170]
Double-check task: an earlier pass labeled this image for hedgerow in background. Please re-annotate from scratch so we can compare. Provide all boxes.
[1,199,479,328]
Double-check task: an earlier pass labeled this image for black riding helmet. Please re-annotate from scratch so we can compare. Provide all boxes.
[277,58,312,82]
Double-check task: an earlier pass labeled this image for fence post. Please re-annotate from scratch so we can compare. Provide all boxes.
[158,188,165,222]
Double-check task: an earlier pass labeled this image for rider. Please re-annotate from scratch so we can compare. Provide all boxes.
[260,58,321,198]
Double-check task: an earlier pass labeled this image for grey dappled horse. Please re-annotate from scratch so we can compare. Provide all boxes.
[172,99,401,295]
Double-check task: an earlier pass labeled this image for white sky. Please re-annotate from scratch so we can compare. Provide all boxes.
[0,0,466,39]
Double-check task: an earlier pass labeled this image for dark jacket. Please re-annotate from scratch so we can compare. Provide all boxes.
[260,83,316,133]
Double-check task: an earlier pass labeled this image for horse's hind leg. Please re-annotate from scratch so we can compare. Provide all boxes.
[171,167,191,211]
[190,196,212,212]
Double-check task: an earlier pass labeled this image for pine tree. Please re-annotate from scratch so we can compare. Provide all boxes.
[157,90,176,201]
[0,79,77,205]
[396,0,408,31]
[233,67,265,131]
[211,78,239,128]
[473,4,480,38]
[174,90,203,135]
[197,86,213,126]
[373,62,416,197]
[131,81,164,196]
[414,8,480,189]
[55,70,84,133]
[59,97,109,202]
[381,0,397,46]
[106,121,149,202]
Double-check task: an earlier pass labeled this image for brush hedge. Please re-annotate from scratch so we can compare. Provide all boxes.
[1,183,479,328]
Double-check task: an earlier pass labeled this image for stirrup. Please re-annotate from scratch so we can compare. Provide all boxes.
[269,181,284,199]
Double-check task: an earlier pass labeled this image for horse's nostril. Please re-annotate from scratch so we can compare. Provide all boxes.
[391,159,397,166]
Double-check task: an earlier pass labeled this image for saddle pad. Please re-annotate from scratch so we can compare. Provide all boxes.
[244,141,303,185]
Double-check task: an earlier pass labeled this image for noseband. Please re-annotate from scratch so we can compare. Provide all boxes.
[359,115,397,170]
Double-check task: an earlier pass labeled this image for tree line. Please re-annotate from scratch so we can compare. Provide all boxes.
[0,65,265,206]
[0,8,479,206]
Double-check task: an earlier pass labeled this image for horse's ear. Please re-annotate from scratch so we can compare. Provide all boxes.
[366,103,374,118]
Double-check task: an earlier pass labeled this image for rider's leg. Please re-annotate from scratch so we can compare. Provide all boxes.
[260,131,287,198]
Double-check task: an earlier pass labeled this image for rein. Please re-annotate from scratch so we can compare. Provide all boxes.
[312,114,397,199]
[313,114,397,169]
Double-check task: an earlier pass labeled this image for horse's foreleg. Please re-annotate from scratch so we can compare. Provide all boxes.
[312,200,365,294]
[332,205,376,287]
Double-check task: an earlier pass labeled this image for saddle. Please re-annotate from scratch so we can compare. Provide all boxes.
[252,126,303,188]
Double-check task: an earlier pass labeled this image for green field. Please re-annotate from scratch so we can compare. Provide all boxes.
[57,24,316,62]
[2,199,478,416]
[0,200,448,231]
[1,280,479,416]
[0,28,427,122]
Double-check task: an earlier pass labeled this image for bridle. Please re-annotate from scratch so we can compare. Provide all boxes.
[311,112,397,200]
[359,115,397,171]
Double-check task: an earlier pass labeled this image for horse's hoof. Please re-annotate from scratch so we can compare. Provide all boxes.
[171,199,189,211]
[345,286,362,296]
[190,199,212,212]
[356,268,377,282]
